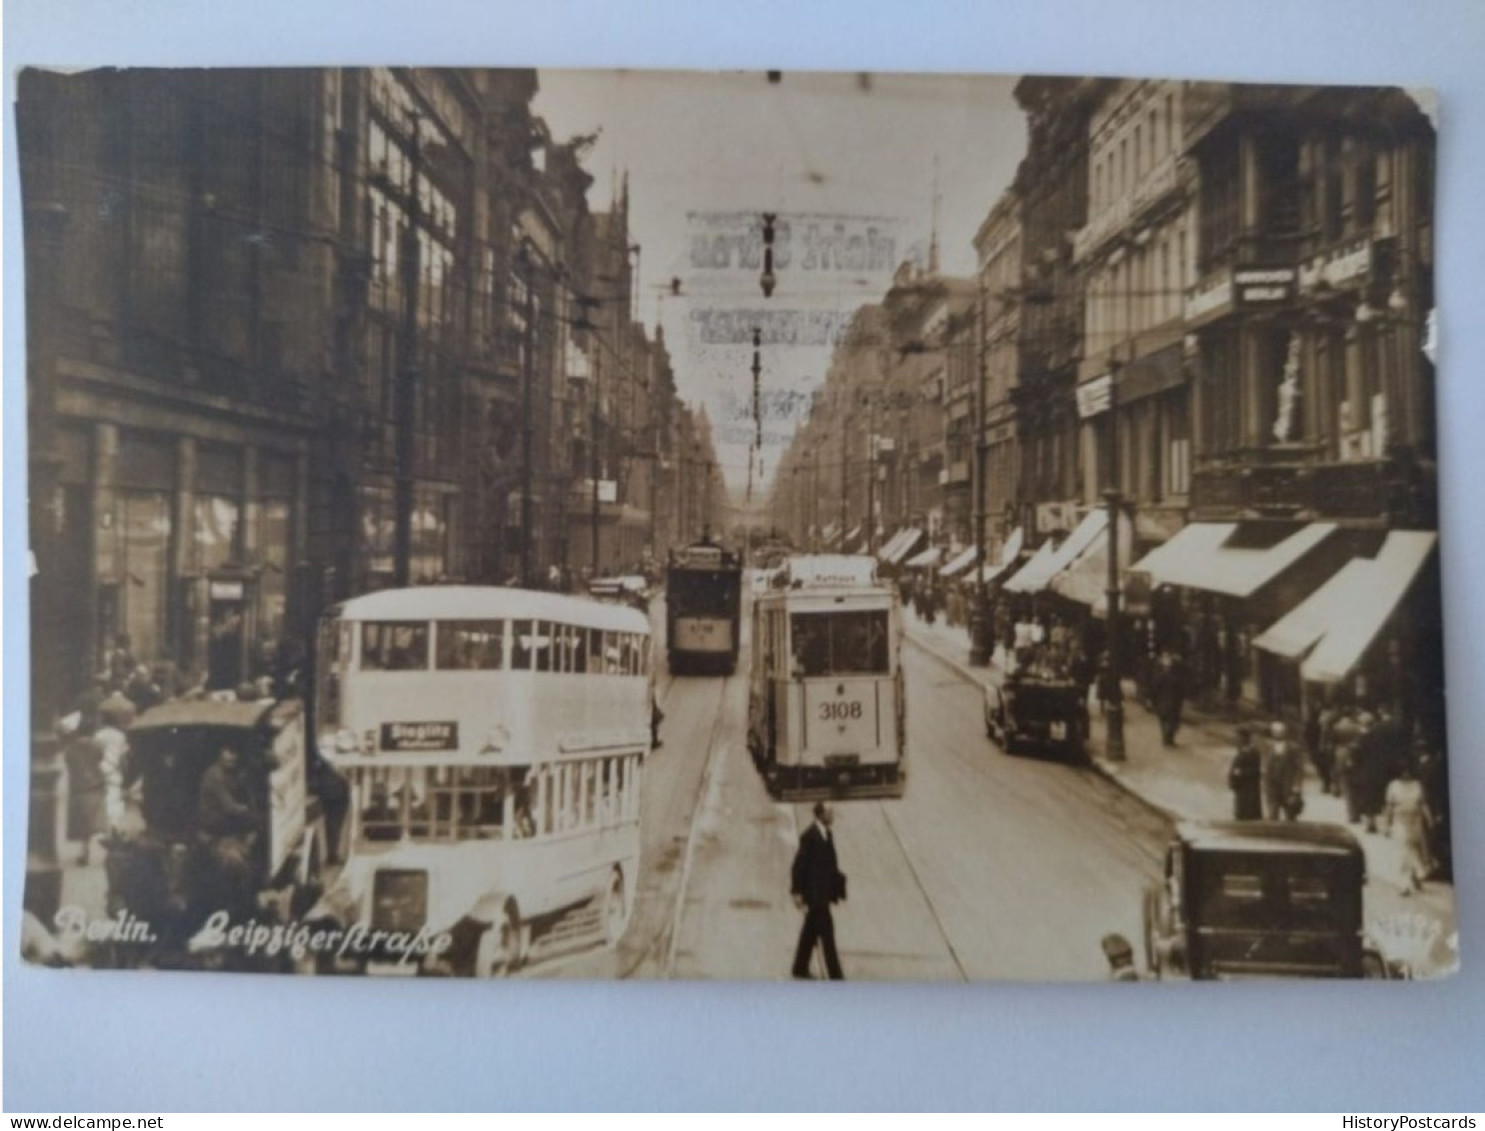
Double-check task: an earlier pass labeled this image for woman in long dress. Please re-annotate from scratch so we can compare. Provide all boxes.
[1384,763,1434,893]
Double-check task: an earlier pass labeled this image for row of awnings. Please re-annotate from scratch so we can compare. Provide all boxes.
[1000,510,1438,688]
[937,527,1028,584]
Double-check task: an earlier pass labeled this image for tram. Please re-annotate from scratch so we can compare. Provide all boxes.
[312,586,651,976]
[665,539,743,675]
[746,555,907,800]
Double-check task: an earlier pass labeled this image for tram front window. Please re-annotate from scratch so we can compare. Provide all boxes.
[790,611,890,676]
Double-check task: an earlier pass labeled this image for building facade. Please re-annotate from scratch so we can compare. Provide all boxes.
[21,66,700,728]
[1074,79,1196,550]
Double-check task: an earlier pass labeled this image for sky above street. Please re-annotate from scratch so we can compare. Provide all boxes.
[534,68,1026,502]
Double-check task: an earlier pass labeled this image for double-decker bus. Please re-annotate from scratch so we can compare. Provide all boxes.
[665,539,743,676]
[746,555,906,801]
[312,586,651,977]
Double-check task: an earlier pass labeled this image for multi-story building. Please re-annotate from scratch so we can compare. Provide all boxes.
[1074,79,1196,550]
[1182,82,1436,528]
[1167,82,1439,719]
[340,68,480,597]
[1010,78,1105,544]
[21,66,698,729]
[20,68,338,716]
[973,189,1023,561]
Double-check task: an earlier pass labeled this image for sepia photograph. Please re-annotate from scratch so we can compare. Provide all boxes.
[16,65,1455,985]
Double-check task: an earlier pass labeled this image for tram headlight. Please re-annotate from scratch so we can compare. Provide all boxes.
[334,728,360,754]
[372,868,429,932]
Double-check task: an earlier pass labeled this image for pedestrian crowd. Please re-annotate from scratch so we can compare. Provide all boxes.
[1227,702,1446,894]
[55,632,309,869]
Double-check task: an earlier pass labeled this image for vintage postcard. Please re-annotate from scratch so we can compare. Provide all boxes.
[17,67,1454,982]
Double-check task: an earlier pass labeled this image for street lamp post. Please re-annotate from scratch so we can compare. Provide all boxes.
[392,112,423,589]
[1104,358,1126,761]
[519,243,536,588]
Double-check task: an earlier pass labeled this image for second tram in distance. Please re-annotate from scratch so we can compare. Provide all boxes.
[747,554,907,801]
[665,538,743,675]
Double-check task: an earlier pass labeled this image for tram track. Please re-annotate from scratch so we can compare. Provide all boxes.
[874,798,971,982]
[613,668,733,980]
[659,670,734,977]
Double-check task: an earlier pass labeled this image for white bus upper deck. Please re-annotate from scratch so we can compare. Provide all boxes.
[313,586,651,975]
[747,556,906,800]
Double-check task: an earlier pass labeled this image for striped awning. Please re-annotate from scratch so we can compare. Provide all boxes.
[1004,510,1108,594]
[940,545,979,578]
[905,545,943,569]
[880,528,926,566]
[1131,522,1337,600]
[1255,531,1437,684]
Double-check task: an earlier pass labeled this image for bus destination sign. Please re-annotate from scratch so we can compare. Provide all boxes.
[380,721,459,752]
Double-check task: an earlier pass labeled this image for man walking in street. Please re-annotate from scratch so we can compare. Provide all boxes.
[791,801,847,980]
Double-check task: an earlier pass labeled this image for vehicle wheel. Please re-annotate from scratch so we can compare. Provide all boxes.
[475,902,522,978]
[602,867,628,947]
[1142,887,1161,980]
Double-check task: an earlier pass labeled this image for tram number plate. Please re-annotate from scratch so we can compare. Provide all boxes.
[824,754,860,768]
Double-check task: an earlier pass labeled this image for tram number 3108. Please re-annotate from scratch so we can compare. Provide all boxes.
[819,700,864,721]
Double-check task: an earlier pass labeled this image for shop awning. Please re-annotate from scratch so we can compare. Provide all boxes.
[1052,510,1134,610]
[905,545,943,569]
[1004,509,1108,594]
[1131,522,1337,599]
[880,528,926,566]
[940,545,979,578]
[1001,539,1058,593]
[1255,531,1437,684]
[876,529,909,562]
[977,526,1026,584]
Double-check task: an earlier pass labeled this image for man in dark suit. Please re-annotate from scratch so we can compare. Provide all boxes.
[791,801,846,980]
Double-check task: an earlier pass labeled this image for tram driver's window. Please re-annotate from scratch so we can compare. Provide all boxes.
[833,611,890,674]
[789,615,831,677]
[435,620,505,670]
[361,622,429,671]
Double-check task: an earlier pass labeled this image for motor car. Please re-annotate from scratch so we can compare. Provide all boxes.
[983,672,1089,759]
[103,698,330,969]
[1139,820,1404,980]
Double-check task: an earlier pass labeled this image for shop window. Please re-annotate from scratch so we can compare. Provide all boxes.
[117,491,173,663]
[193,496,241,573]
[257,499,291,644]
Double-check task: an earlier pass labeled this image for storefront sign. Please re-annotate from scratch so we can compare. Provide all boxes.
[1076,374,1113,419]
[1185,275,1233,323]
[209,579,245,601]
[1234,267,1295,305]
[1298,238,1372,292]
